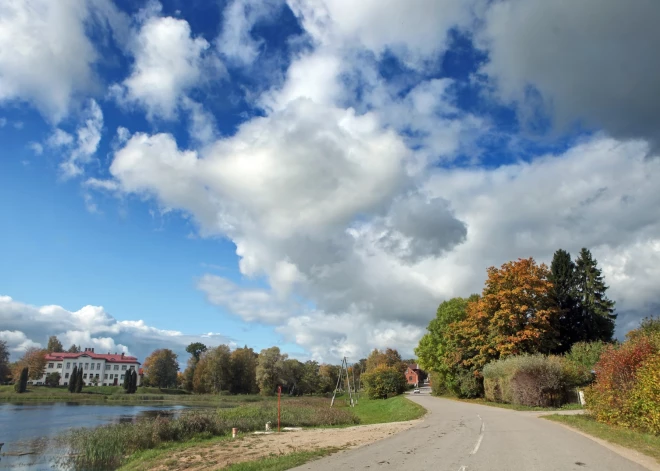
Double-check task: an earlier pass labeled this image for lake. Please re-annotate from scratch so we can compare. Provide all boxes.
[0,402,211,470]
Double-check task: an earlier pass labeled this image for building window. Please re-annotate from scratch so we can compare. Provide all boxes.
[57,364,62,369]
[97,363,101,370]
[104,374,108,379]
[121,365,127,371]
[85,363,89,370]
[409,376,413,381]
[105,364,111,370]
[48,363,54,368]
[66,362,71,369]
[83,374,88,379]
[65,373,70,379]
[113,365,119,370]
[115,374,119,379]
[95,374,99,379]
[72,362,76,367]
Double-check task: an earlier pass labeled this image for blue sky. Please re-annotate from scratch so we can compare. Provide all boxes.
[1,0,659,364]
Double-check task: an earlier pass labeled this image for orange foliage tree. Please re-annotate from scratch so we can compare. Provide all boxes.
[12,347,47,381]
[448,258,560,372]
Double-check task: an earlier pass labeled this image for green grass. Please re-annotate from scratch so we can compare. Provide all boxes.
[441,395,584,412]
[543,414,660,463]
[223,448,340,471]
[337,395,426,425]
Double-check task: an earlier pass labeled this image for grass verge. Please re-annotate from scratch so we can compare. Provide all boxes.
[543,414,660,463]
[223,448,340,471]
[440,395,584,412]
[343,395,426,424]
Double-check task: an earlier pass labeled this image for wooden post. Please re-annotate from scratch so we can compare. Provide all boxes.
[278,385,282,432]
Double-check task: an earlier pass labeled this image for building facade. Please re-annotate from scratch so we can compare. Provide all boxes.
[405,364,423,386]
[35,348,142,387]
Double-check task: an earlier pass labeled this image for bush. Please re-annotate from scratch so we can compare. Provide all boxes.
[361,365,407,399]
[585,332,659,432]
[563,341,606,386]
[455,370,483,398]
[483,355,573,407]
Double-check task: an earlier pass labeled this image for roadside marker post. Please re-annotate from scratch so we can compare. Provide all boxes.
[278,385,282,432]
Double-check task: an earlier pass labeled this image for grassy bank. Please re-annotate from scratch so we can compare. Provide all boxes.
[440,395,584,412]
[543,414,660,463]
[224,448,340,471]
[114,395,424,471]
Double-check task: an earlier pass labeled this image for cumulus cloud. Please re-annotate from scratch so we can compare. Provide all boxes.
[0,295,234,362]
[0,0,126,122]
[477,0,660,150]
[112,10,221,121]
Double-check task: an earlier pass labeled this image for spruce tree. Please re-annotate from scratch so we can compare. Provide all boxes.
[123,370,131,391]
[69,366,78,393]
[14,367,28,393]
[75,367,84,393]
[549,249,580,353]
[130,369,138,394]
[574,248,616,342]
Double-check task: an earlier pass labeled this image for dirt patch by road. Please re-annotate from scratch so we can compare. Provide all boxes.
[146,420,421,471]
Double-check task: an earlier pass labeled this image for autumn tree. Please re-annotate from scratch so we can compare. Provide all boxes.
[13,348,47,381]
[282,359,305,395]
[143,349,179,389]
[361,364,407,399]
[256,347,287,395]
[193,345,232,394]
[449,258,560,373]
[47,336,64,353]
[229,346,258,394]
[574,248,616,343]
[0,340,9,383]
[366,348,406,373]
[318,363,339,393]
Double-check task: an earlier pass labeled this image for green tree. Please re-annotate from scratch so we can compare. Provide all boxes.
[186,342,207,361]
[123,370,132,391]
[415,295,479,394]
[14,367,28,393]
[0,340,9,383]
[47,336,64,353]
[69,366,78,392]
[361,364,407,399]
[130,369,138,393]
[229,346,258,394]
[282,359,305,395]
[45,372,61,387]
[256,346,287,395]
[67,344,81,353]
[318,364,339,393]
[193,345,232,394]
[143,349,179,389]
[75,367,83,393]
[574,248,616,342]
[300,360,320,395]
[549,249,580,353]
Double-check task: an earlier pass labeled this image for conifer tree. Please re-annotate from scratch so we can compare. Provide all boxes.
[130,369,138,394]
[574,248,616,342]
[14,367,28,393]
[75,367,84,393]
[549,249,579,352]
[123,370,131,391]
[69,366,78,393]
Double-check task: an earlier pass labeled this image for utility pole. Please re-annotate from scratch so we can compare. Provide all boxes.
[330,357,355,407]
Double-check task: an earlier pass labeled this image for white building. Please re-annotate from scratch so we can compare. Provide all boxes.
[35,347,142,387]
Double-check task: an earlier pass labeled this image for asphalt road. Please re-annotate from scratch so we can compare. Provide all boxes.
[291,391,650,471]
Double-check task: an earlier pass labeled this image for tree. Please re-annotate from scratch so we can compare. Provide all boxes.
[574,248,617,342]
[45,372,61,387]
[366,348,406,373]
[193,345,232,394]
[549,249,579,353]
[415,295,479,394]
[256,347,286,395]
[47,336,64,353]
[318,363,339,393]
[282,359,305,395]
[130,369,138,393]
[449,258,560,373]
[13,348,47,381]
[186,342,207,361]
[67,344,81,353]
[300,361,320,395]
[143,349,179,389]
[76,367,83,393]
[361,364,407,399]
[0,340,9,383]
[229,346,259,394]
[69,366,78,393]
[123,370,132,391]
[14,367,28,393]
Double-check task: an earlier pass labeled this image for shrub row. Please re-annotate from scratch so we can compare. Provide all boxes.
[65,398,358,470]
[585,330,660,435]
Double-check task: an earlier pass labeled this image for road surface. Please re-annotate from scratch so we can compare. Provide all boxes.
[292,391,651,471]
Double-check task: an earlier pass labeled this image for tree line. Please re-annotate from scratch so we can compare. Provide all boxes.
[415,248,617,397]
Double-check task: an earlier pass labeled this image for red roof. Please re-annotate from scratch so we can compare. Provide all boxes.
[45,351,140,364]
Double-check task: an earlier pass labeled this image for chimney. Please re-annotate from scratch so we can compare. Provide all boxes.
[91,348,94,353]
[121,353,125,358]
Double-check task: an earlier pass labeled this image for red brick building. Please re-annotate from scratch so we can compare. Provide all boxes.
[405,364,423,386]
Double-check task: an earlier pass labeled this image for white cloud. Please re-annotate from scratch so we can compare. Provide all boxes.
[477,0,660,150]
[0,295,234,363]
[47,129,74,148]
[28,142,44,155]
[113,12,220,121]
[0,0,126,122]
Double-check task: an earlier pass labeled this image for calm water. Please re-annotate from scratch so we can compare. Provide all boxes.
[0,402,208,470]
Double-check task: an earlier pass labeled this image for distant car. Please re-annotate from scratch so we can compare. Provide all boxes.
[413,388,420,394]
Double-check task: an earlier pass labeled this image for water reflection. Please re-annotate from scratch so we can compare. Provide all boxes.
[0,402,216,470]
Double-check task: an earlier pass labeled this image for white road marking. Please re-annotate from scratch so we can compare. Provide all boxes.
[458,466,467,471]
[470,415,485,455]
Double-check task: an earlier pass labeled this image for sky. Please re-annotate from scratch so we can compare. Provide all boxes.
[1,0,660,365]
